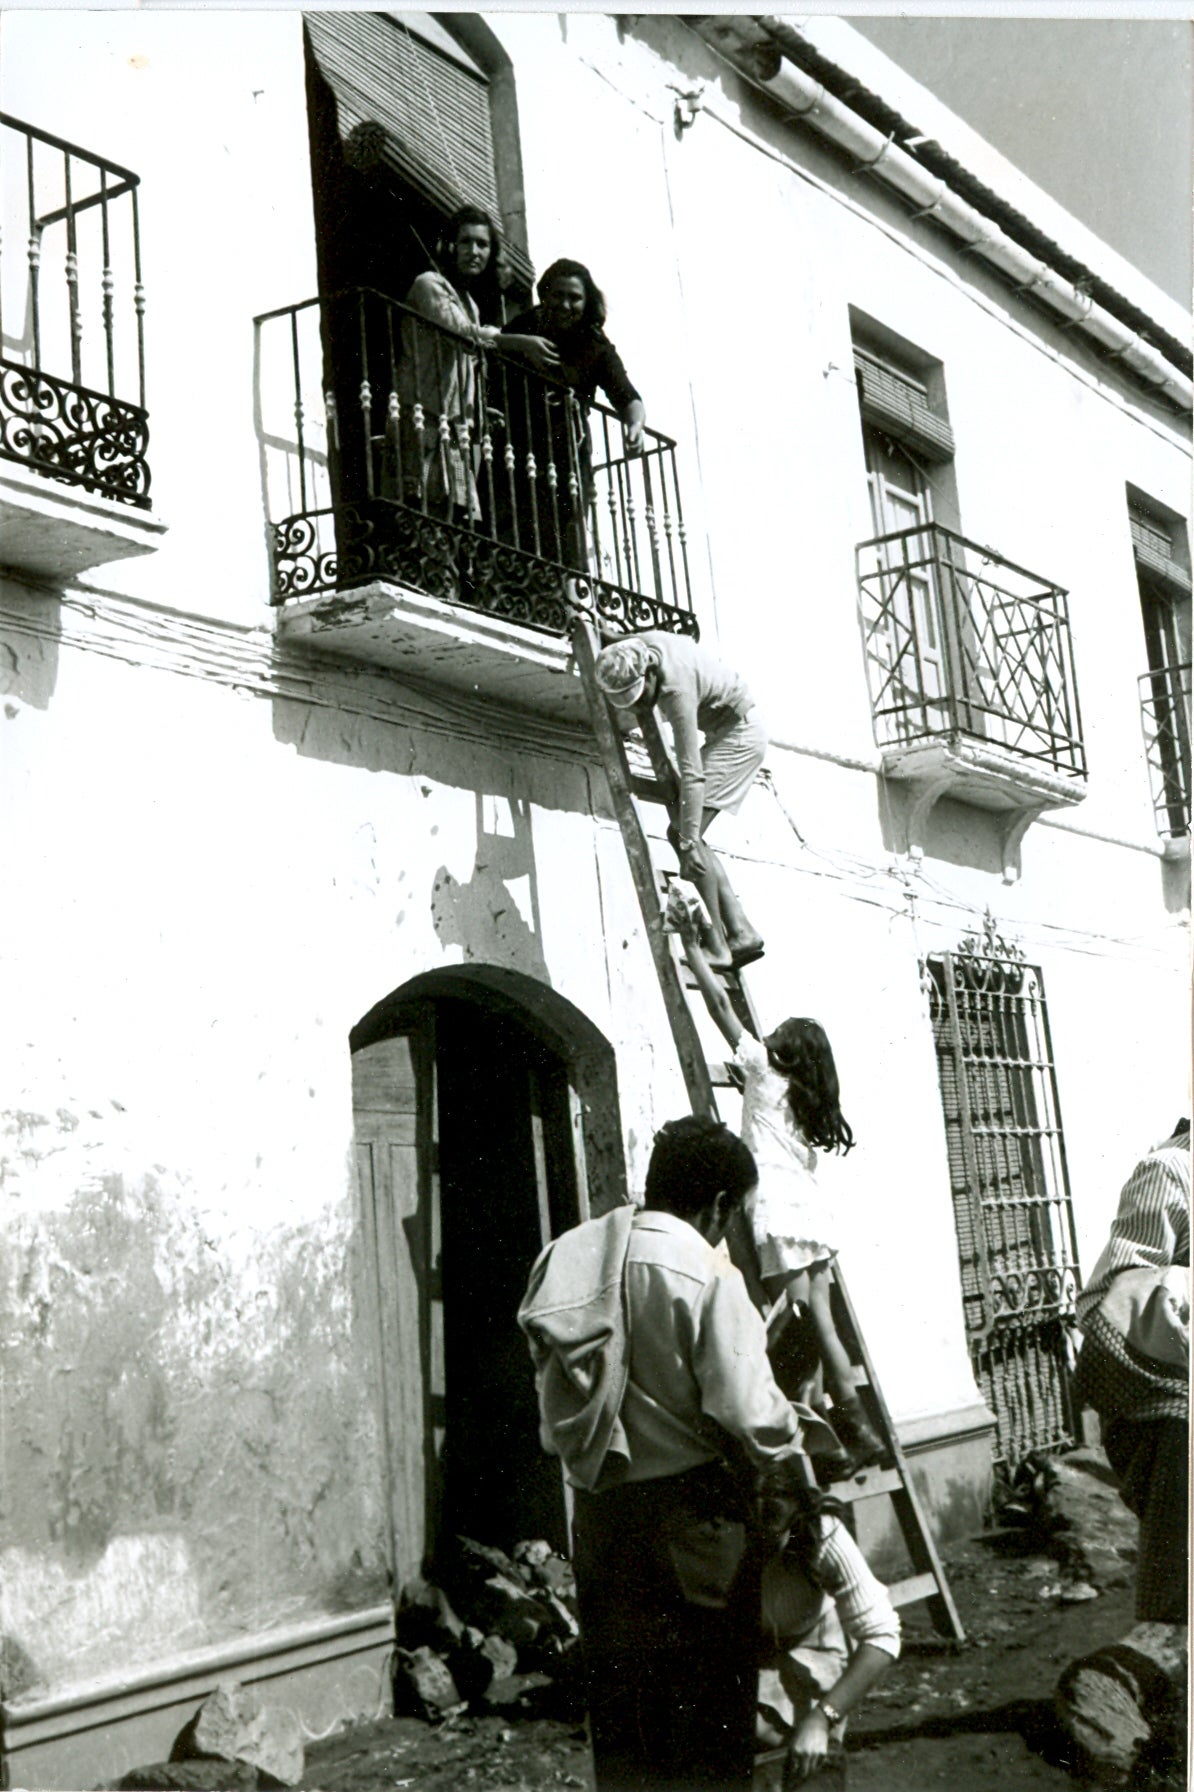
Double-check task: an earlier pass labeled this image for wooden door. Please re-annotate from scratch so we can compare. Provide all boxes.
[352,1019,444,1590]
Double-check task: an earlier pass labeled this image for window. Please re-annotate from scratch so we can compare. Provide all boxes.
[853,317,1084,787]
[1129,495,1191,839]
[927,931,1080,1469]
[853,329,959,743]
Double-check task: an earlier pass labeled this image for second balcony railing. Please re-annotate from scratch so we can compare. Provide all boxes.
[256,289,696,640]
[1139,660,1191,838]
[857,523,1086,779]
[1,112,149,507]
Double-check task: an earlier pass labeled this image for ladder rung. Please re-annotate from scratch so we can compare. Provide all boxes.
[707,1060,735,1087]
[825,1464,902,1500]
[887,1571,940,1608]
[629,774,670,804]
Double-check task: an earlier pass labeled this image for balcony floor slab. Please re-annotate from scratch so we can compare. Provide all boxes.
[881,735,1087,812]
[0,459,165,585]
[881,735,1088,881]
[276,580,591,724]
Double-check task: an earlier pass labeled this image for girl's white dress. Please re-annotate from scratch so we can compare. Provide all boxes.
[736,1032,836,1277]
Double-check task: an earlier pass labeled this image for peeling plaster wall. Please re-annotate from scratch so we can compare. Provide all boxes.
[0,6,1189,1713]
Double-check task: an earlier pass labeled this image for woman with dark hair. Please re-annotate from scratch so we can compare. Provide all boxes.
[394,205,557,521]
[755,1466,900,1788]
[678,915,886,1480]
[498,259,645,566]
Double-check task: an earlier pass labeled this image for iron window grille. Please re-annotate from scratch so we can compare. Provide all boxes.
[255,288,696,640]
[926,925,1081,1469]
[857,522,1086,778]
[0,112,149,507]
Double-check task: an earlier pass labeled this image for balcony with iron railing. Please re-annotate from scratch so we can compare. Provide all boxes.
[256,288,697,719]
[1,113,163,581]
[856,523,1088,874]
[1139,660,1191,842]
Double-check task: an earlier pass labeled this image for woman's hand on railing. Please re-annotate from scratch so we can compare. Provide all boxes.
[621,400,647,457]
[500,333,562,376]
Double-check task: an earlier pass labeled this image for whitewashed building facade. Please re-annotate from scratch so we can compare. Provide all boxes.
[0,13,1189,1786]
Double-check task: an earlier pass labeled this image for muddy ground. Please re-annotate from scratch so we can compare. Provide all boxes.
[297,1522,1155,1792]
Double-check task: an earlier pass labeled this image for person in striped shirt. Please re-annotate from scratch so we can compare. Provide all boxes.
[1073,1122,1190,1624]
[1075,1121,1190,1325]
[755,1470,900,1787]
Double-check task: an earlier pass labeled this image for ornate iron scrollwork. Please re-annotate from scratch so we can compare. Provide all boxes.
[955,908,1026,992]
[269,497,700,640]
[0,360,150,508]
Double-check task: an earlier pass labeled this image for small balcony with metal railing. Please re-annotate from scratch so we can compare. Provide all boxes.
[0,112,164,582]
[1138,659,1191,844]
[256,287,697,721]
[856,522,1088,872]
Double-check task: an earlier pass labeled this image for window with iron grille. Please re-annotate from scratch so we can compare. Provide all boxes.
[926,935,1081,1469]
[1129,497,1191,839]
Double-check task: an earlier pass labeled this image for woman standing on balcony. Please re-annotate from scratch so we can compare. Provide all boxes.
[498,259,645,569]
[393,206,559,527]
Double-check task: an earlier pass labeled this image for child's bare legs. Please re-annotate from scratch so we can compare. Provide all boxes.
[808,1261,884,1470]
[806,1262,857,1410]
[769,1264,883,1474]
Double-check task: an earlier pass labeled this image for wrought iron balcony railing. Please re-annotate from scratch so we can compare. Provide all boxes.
[1,113,149,508]
[1139,660,1191,839]
[857,523,1085,779]
[255,288,696,640]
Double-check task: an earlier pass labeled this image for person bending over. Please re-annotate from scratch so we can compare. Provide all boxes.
[594,629,767,971]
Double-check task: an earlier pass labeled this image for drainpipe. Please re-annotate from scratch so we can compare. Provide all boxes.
[708,17,1193,413]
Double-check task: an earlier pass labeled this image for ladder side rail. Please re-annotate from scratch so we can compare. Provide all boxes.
[829,1264,966,1641]
[570,616,716,1120]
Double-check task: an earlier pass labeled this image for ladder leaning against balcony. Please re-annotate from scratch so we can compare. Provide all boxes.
[568,602,965,1651]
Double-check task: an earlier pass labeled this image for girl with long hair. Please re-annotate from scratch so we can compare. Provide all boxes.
[678,911,884,1478]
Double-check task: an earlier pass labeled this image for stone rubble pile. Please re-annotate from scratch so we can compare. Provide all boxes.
[994,1448,1137,1603]
[393,1536,582,1722]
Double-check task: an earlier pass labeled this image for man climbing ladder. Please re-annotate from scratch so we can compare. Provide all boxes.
[593,629,768,972]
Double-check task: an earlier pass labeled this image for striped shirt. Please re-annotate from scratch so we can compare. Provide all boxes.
[1075,1131,1191,1326]
[761,1516,902,1658]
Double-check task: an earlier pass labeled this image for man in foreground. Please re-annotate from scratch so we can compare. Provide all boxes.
[518,1116,817,1790]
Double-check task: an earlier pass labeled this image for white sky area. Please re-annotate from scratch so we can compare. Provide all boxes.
[849,16,1193,308]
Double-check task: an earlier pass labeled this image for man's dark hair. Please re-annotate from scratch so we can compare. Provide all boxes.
[644,1116,757,1220]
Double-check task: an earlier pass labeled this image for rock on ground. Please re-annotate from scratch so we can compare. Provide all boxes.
[393,1645,466,1721]
[1054,1621,1188,1788]
[174,1681,305,1788]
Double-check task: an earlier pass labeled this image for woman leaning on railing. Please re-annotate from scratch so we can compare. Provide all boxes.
[390,204,562,523]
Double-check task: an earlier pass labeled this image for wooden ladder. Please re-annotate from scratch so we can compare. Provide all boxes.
[570,611,965,1645]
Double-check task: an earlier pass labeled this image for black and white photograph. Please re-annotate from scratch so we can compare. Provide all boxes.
[0,7,1189,1790]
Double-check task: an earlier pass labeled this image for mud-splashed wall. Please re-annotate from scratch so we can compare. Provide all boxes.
[0,1103,389,1695]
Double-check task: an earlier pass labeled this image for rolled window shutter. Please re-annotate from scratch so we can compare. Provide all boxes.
[854,350,955,461]
[305,12,533,287]
[1129,511,1191,594]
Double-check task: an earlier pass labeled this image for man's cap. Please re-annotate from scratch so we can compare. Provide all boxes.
[594,638,655,708]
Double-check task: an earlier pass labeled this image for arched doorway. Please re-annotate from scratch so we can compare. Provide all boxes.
[350,969,625,1590]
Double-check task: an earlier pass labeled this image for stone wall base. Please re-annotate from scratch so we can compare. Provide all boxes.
[0,1606,394,1792]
